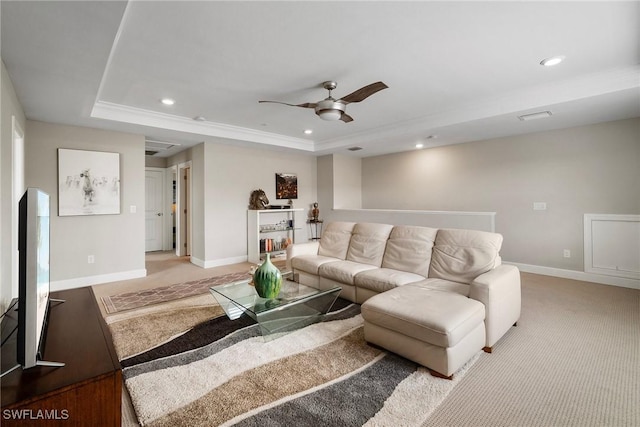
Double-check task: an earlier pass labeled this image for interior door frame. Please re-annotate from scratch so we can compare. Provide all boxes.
[176,161,192,257]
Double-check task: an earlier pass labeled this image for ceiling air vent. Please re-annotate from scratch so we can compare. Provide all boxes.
[518,111,552,121]
[347,146,363,151]
[144,139,181,156]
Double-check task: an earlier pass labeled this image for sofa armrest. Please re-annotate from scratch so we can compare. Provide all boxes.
[469,264,521,348]
[285,241,320,271]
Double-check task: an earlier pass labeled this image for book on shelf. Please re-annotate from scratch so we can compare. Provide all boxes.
[259,237,293,254]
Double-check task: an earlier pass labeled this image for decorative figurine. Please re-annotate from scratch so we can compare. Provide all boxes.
[311,202,320,221]
[248,189,269,210]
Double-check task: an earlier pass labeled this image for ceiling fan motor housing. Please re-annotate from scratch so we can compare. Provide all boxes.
[315,99,345,120]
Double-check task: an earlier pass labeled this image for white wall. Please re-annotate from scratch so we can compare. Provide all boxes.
[0,60,27,312]
[361,118,640,273]
[25,120,146,289]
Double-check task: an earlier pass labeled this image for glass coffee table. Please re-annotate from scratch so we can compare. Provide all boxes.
[209,272,341,341]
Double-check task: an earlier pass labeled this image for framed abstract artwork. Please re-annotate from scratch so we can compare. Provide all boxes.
[57,148,121,216]
[275,173,297,200]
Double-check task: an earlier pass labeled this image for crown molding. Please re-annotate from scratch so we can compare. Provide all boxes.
[91,101,315,152]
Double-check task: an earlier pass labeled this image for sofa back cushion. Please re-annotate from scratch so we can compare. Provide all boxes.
[382,225,438,277]
[318,222,356,259]
[429,228,503,284]
[346,223,394,267]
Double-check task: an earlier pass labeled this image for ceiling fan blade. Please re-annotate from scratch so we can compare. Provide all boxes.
[340,81,388,104]
[340,112,354,123]
[258,100,317,109]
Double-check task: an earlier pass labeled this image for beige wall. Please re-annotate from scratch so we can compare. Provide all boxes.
[194,141,317,266]
[145,155,167,168]
[1,60,27,311]
[191,144,206,262]
[333,154,362,209]
[25,120,146,287]
[361,118,640,271]
[316,155,334,219]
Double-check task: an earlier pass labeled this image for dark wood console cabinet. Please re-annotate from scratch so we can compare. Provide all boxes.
[1,287,121,426]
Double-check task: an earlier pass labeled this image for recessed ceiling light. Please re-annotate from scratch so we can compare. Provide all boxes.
[415,143,424,149]
[304,129,313,135]
[518,111,552,121]
[540,55,565,67]
[193,116,206,121]
[161,98,175,106]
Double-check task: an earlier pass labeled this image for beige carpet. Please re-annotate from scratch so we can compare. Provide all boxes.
[94,254,639,426]
[424,272,639,427]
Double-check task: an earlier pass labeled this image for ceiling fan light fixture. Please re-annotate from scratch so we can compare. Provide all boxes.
[316,98,345,121]
[318,110,342,121]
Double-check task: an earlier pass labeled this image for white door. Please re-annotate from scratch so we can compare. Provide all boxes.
[145,169,164,252]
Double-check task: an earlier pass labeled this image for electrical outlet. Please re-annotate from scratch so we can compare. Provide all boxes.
[563,249,571,258]
[88,255,95,264]
[533,202,547,211]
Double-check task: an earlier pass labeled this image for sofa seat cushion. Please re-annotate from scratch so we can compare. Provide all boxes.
[319,260,378,286]
[361,286,485,348]
[291,255,340,275]
[410,278,471,297]
[354,268,425,293]
[429,228,503,284]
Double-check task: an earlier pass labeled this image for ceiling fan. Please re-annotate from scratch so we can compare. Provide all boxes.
[259,81,388,123]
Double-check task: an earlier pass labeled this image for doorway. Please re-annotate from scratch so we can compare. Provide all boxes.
[145,168,165,252]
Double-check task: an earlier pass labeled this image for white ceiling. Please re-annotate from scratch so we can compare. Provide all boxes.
[2,1,639,158]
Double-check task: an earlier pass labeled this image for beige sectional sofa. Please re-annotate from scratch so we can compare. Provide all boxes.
[286,221,521,376]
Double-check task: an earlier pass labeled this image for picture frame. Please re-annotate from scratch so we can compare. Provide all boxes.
[57,148,121,216]
[275,172,298,200]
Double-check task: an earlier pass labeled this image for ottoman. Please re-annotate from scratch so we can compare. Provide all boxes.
[361,284,486,379]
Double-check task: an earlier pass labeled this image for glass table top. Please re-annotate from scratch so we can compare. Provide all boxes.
[209,272,341,339]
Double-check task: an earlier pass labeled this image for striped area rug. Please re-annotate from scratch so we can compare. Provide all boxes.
[101,271,251,314]
[106,294,480,427]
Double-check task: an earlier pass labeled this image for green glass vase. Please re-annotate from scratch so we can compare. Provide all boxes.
[253,253,282,299]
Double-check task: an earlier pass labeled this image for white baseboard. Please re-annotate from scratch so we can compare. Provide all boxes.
[190,255,248,269]
[50,269,147,292]
[506,262,640,290]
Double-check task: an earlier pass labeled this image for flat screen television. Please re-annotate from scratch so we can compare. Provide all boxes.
[17,188,64,370]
